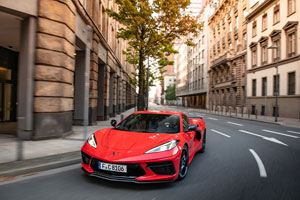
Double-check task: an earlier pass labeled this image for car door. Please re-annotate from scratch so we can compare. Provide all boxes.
[182,114,196,156]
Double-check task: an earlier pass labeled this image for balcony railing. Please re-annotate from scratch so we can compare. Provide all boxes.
[211,53,228,67]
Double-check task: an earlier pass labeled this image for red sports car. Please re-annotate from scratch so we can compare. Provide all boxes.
[81,111,206,183]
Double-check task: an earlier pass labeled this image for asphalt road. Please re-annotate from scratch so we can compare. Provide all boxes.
[1,104,300,200]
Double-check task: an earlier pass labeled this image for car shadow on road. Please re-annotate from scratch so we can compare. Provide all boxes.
[80,172,181,190]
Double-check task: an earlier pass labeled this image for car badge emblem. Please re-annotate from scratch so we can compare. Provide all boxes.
[113,152,119,156]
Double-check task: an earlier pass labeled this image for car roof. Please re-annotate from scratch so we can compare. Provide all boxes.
[133,110,182,116]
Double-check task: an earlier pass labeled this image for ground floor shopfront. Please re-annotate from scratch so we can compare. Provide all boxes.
[180,93,207,109]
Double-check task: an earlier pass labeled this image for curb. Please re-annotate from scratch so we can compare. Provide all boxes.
[0,151,81,178]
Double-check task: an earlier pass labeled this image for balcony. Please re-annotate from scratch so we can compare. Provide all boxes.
[211,53,229,67]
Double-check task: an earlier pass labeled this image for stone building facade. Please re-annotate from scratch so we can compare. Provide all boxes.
[0,0,136,139]
[246,0,300,118]
[175,1,213,108]
[175,38,188,106]
[208,0,247,113]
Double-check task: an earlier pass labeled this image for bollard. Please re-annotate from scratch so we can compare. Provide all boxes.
[241,108,243,118]
[255,109,258,119]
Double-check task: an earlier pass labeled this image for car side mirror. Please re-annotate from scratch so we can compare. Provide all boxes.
[111,120,117,127]
[188,124,198,132]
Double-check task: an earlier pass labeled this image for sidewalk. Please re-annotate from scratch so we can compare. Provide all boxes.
[172,106,300,128]
[0,108,135,177]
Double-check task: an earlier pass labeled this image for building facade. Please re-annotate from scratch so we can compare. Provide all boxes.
[176,1,213,108]
[175,38,188,106]
[208,0,248,113]
[0,0,136,139]
[246,0,300,118]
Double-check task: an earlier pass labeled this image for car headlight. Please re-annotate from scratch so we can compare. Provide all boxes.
[145,140,179,154]
[87,133,97,148]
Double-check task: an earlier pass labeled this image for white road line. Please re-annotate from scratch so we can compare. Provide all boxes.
[211,129,231,138]
[287,130,300,135]
[262,129,299,138]
[226,121,244,126]
[239,130,288,146]
[208,117,218,120]
[249,149,267,178]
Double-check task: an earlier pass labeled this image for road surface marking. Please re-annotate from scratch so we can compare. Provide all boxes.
[249,149,267,178]
[226,122,244,126]
[262,129,299,138]
[208,117,218,120]
[238,130,288,146]
[211,129,231,138]
[287,130,300,135]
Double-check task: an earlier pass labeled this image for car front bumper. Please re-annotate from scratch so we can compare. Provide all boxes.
[81,147,182,183]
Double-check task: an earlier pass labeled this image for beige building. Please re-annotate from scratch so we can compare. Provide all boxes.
[208,0,248,113]
[175,38,189,106]
[176,1,213,108]
[246,0,300,118]
[0,0,136,139]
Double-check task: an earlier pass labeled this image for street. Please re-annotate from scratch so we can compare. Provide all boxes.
[1,104,300,200]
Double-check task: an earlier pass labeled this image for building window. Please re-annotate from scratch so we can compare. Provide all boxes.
[261,43,268,65]
[252,79,256,96]
[261,105,265,116]
[273,5,280,24]
[251,105,256,115]
[288,0,296,15]
[262,77,267,96]
[235,16,239,29]
[243,32,247,50]
[243,8,247,19]
[252,21,257,37]
[288,72,295,95]
[252,48,257,67]
[287,32,296,57]
[273,74,280,96]
[262,14,267,31]
[273,39,281,61]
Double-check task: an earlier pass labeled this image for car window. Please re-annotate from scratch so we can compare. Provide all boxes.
[115,113,180,134]
[182,115,190,132]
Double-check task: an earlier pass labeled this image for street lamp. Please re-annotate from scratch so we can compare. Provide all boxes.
[267,46,279,122]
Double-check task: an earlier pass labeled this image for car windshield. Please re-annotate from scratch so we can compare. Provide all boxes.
[115,113,180,133]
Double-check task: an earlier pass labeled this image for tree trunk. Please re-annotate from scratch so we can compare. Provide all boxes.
[137,50,145,111]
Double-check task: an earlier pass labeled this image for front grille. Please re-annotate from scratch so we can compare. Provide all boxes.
[147,161,176,175]
[81,151,91,165]
[90,158,146,177]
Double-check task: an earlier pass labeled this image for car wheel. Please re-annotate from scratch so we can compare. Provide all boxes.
[199,129,206,153]
[178,145,189,180]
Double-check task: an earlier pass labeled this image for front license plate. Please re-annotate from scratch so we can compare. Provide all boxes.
[98,162,127,173]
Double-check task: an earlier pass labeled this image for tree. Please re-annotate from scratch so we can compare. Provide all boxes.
[165,84,176,101]
[106,0,201,111]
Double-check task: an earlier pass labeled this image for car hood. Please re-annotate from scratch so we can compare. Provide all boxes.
[92,128,180,162]
[99,128,175,150]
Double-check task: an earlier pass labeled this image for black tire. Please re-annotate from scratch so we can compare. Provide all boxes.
[199,129,206,153]
[177,145,189,180]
